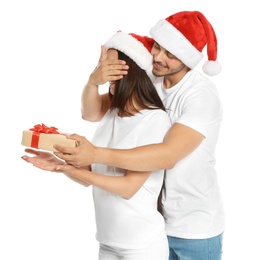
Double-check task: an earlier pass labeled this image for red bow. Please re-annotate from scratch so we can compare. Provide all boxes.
[30,123,59,134]
[30,123,59,149]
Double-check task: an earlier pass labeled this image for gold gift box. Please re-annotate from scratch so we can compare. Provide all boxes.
[21,124,77,152]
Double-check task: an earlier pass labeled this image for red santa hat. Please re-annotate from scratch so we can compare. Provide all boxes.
[104,31,155,79]
[150,11,221,76]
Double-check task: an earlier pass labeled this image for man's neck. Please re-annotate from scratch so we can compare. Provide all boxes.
[163,69,190,89]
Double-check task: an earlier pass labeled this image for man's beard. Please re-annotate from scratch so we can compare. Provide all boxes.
[152,64,186,77]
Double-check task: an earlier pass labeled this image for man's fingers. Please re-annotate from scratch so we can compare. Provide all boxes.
[53,143,77,154]
[99,45,107,62]
[53,151,75,164]
[65,133,85,144]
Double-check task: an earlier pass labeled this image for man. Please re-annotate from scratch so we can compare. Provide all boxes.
[54,11,225,259]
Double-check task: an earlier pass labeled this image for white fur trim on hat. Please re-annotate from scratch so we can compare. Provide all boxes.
[104,32,153,77]
[150,19,204,69]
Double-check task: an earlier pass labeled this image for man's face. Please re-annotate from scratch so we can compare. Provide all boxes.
[151,42,186,77]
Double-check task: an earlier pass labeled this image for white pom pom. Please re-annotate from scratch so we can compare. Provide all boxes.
[202,60,221,76]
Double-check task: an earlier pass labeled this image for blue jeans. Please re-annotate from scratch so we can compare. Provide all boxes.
[167,233,223,260]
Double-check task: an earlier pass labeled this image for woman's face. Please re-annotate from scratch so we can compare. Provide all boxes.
[107,49,119,95]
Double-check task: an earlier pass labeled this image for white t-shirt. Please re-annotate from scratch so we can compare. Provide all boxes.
[155,70,225,239]
[91,108,171,249]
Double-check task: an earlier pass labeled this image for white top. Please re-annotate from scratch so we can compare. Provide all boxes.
[91,108,171,249]
[154,70,225,239]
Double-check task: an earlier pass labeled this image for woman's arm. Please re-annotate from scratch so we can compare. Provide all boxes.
[21,149,91,187]
[56,166,151,200]
[81,82,110,122]
[21,149,150,198]
[21,149,150,199]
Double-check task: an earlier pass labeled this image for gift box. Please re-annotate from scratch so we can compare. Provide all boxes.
[21,123,77,152]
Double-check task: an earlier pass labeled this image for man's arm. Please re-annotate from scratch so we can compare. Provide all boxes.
[94,123,204,170]
[81,45,129,122]
[81,82,110,122]
[54,123,204,171]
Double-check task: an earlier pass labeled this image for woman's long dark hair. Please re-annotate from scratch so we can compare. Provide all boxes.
[109,50,166,116]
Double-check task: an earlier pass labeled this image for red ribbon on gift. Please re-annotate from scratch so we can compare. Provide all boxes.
[29,123,60,149]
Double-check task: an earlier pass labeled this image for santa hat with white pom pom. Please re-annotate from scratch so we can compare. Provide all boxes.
[150,11,221,76]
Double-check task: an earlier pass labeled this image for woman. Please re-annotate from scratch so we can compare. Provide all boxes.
[22,31,170,260]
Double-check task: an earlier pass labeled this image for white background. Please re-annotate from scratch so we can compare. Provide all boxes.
[0,0,257,259]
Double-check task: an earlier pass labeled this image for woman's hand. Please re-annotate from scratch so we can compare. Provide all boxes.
[21,148,65,171]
